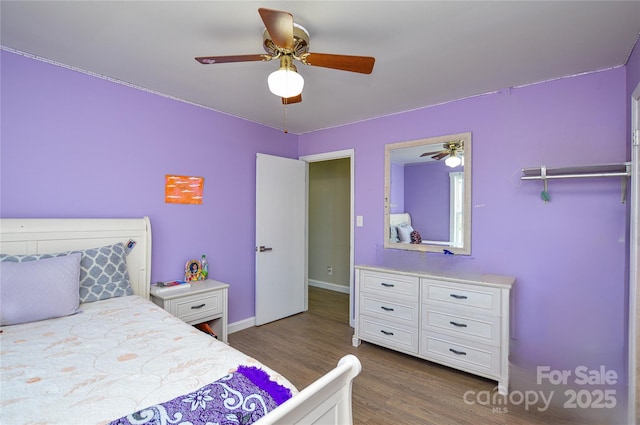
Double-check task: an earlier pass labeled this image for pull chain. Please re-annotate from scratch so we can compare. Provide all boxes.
[283,104,288,134]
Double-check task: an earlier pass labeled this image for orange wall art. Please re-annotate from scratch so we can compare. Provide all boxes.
[165,175,204,205]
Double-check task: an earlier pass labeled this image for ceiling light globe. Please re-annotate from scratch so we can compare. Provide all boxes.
[268,69,304,98]
[445,155,462,168]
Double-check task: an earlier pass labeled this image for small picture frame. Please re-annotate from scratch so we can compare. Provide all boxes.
[185,259,204,282]
[124,239,137,256]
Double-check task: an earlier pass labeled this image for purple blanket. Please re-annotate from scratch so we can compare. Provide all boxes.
[109,366,292,425]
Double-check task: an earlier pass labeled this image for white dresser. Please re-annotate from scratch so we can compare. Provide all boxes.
[353,265,515,394]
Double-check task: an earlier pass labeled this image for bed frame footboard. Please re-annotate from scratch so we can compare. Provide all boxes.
[255,354,361,425]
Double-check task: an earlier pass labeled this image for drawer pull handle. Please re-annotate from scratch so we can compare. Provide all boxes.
[191,303,206,309]
[450,294,468,300]
[449,348,467,356]
[380,330,394,336]
[449,321,467,328]
[381,283,395,288]
[381,306,395,312]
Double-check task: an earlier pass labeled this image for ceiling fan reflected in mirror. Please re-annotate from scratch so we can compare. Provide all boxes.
[195,7,376,104]
[420,140,465,167]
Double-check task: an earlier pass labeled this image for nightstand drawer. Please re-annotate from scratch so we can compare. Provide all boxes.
[173,292,222,323]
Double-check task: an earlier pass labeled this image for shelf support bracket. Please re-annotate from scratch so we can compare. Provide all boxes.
[540,166,550,203]
[622,163,631,204]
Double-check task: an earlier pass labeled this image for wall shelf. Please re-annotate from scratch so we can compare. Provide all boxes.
[521,163,631,203]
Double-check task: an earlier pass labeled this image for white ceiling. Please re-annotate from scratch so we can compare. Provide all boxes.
[2,1,639,135]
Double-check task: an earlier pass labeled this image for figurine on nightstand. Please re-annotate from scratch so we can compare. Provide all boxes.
[201,254,209,279]
[185,259,204,282]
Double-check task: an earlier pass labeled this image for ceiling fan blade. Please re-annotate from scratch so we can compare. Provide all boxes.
[420,150,445,158]
[432,152,449,160]
[258,8,294,51]
[300,52,375,74]
[282,94,302,105]
[195,54,270,64]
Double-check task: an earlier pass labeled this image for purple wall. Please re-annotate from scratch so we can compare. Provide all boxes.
[0,51,298,323]
[389,161,404,214]
[300,64,634,419]
[404,161,452,241]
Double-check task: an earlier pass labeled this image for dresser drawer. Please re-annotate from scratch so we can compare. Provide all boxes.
[361,294,418,326]
[420,332,500,378]
[422,305,500,346]
[171,292,223,324]
[359,316,418,354]
[422,279,501,315]
[360,270,419,300]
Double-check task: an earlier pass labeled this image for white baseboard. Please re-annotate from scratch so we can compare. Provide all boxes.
[228,281,349,334]
[228,317,255,334]
[308,279,350,294]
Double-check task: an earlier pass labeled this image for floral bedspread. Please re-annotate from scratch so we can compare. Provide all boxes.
[0,295,296,424]
[110,366,292,425]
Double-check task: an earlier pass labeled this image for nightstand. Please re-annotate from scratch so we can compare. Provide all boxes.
[150,279,229,343]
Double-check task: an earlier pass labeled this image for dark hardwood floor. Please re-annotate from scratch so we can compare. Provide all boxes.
[228,287,610,424]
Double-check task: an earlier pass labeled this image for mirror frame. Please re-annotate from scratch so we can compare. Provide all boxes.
[384,131,472,255]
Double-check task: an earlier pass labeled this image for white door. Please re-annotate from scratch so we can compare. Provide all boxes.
[255,154,307,326]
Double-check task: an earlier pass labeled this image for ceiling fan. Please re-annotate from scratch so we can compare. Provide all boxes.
[420,140,465,167]
[195,8,375,105]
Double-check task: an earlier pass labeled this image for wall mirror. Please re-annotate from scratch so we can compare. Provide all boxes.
[384,132,472,255]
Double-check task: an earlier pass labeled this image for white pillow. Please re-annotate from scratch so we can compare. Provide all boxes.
[397,224,414,243]
[0,253,81,326]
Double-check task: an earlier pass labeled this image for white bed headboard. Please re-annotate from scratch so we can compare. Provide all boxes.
[0,217,152,299]
[390,213,411,227]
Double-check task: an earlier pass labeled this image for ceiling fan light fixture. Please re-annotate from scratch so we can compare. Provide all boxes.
[268,68,304,98]
[445,152,462,168]
[268,56,304,98]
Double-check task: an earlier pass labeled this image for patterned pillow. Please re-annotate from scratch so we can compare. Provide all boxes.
[410,230,422,244]
[0,243,132,303]
[390,226,400,243]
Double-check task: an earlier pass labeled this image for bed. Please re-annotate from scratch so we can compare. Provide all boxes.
[0,217,361,425]
[389,212,451,246]
[389,212,414,243]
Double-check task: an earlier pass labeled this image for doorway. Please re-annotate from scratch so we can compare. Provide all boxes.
[300,150,355,327]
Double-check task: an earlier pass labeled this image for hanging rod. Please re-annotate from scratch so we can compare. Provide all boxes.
[520,171,630,180]
[521,162,631,203]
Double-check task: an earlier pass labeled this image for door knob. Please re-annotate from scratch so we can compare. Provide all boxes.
[257,246,273,252]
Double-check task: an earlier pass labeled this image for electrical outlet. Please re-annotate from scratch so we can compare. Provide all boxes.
[327,266,333,275]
